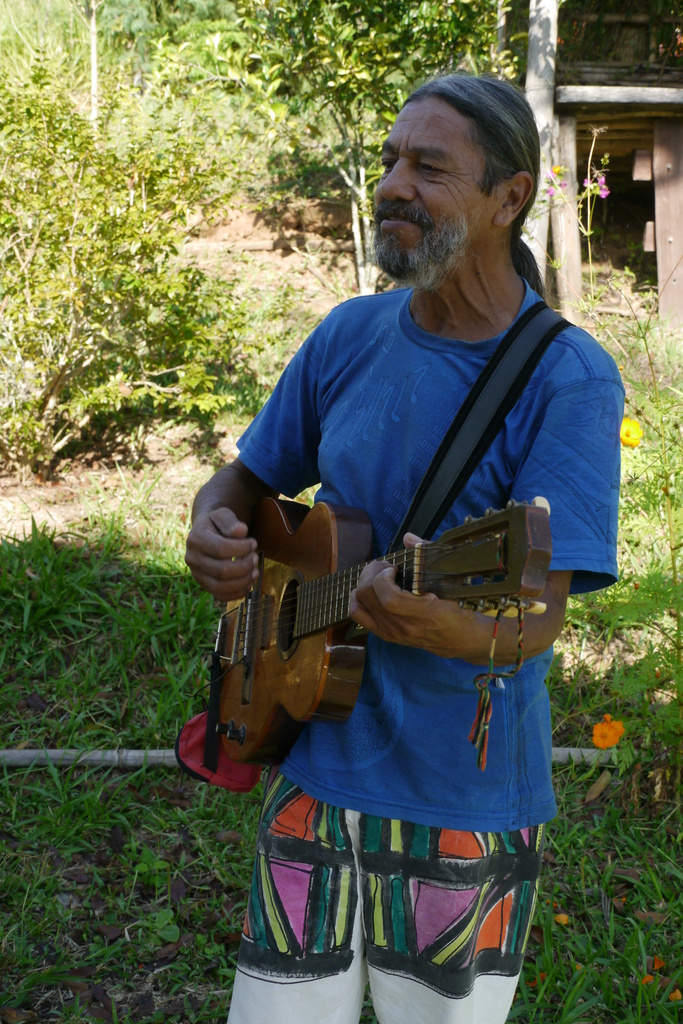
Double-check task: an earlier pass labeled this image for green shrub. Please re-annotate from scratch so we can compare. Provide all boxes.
[0,54,247,477]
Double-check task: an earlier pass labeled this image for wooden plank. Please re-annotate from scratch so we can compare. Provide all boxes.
[643,221,655,252]
[633,149,653,180]
[654,121,683,323]
[556,86,683,107]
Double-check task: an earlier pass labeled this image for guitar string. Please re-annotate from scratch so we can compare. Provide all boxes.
[222,533,512,655]
[225,536,513,653]
[224,547,419,651]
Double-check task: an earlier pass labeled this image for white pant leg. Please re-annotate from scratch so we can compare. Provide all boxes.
[369,966,519,1024]
[227,810,367,1024]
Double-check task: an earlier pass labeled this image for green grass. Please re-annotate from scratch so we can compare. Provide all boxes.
[0,761,263,1021]
[2,512,681,1022]
[1,515,216,752]
[512,763,683,1023]
[2,317,681,1020]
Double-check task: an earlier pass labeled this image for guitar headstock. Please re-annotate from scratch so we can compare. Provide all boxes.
[412,499,552,612]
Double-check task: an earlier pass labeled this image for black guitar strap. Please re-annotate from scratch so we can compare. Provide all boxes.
[387,301,568,553]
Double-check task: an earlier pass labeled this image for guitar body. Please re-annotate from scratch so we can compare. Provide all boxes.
[218,498,373,763]
[214,495,552,766]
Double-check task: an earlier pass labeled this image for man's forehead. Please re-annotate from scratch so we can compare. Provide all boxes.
[382,99,475,157]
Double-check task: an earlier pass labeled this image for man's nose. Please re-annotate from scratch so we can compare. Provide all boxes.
[376,160,417,204]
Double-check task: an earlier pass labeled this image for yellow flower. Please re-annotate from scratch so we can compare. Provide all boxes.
[670,989,682,1002]
[620,417,643,447]
[552,164,564,175]
[592,714,625,750]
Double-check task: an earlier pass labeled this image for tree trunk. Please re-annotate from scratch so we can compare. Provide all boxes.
[89,0,99,123]
[550,115,583,320]
[525,0,558,286]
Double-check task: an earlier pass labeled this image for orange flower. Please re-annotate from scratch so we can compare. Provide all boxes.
[620,417,643,447]
[653,956,666,970]
[592,714,625,750]
[554,913,570,925]
[670,989,682,1002]
[641,975,654,985]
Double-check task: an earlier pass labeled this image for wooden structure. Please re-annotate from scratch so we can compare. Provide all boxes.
[550,6,683,323]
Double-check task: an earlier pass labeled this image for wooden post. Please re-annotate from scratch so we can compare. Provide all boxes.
[550,116,583,320]
[525,0,559,285]
[653,120,683,324]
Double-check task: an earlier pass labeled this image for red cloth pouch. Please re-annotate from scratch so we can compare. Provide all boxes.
[175,712,262,792]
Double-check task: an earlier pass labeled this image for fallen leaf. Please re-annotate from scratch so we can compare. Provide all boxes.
[634,909,668,925]
[109,825,124,854]
[529,924,544,944]
[149,784,193,809]
[670,990,682,1001]
[554,913,570,925]
[542,850,557,865]
[26,692,49,713]
[215,830,244,844]
[613,867,640,881]
[584,769,612,803]
[0,1010,38,1023]
[65,980,89,995]
[130,991,155,1018]
[170,877,187,905]
[96,923,123,941]
[155,933,194,960]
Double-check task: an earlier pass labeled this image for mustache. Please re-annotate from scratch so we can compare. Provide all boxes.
[374,201,434,231]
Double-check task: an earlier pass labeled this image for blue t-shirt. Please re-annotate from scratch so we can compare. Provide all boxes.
[237,284,624,831]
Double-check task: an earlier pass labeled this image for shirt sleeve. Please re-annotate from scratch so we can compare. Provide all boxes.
[511,377,624,594]
[236,328,324,497]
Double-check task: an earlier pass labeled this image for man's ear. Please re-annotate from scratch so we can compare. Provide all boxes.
[492,171,534,228]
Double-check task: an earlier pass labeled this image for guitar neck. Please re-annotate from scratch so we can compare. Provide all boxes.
[294,548,415,638]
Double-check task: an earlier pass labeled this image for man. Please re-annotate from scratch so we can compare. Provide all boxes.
[185,73,623,1024]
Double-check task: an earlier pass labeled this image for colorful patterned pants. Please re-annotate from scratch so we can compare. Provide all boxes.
[228,773,544,1024]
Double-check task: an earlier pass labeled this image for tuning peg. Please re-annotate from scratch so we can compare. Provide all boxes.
[532,496,551,515]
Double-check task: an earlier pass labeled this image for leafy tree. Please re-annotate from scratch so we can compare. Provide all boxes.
[99,0,242,65]
[235,0,513,292]
[0,55,242,477]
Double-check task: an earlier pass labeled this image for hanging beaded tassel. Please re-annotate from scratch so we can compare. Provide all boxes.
[468,606,525,771]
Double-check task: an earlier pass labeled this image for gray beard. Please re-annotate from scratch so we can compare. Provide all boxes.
[373,215,470,291]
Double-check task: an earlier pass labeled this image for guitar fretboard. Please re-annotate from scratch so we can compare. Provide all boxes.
[293,548,417,637]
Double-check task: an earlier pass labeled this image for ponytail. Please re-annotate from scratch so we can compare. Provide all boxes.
[512,239,546,298]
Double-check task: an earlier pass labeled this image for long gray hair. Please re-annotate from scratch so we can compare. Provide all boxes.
[403,74,545,297]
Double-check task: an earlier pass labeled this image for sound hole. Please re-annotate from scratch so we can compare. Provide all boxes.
[278,576,300,660]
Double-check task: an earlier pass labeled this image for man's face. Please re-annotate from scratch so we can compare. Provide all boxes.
[373,97,494,289]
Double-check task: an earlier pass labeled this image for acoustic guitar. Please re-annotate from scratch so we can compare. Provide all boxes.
[214,496,552,764]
